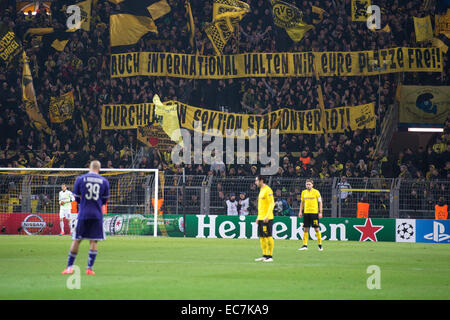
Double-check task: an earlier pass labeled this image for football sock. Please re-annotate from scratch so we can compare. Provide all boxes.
[67,251,77,268]
[60,221,65,233]
[316,231,322,245]
[267,237,274,256]
[303,231,308,246]
[88,250,98,269]
[260,237,268,256]
[264,237,270,256]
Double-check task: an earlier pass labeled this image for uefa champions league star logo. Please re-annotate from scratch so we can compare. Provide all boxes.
[424,221,450,242]
[397,222,414,241]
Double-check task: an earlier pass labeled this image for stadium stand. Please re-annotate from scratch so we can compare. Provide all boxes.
[0,0,448,217]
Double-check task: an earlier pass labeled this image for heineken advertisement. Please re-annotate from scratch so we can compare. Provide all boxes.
[103,214,394,242]
[103,214,185,237]
[102,214,450,243]
[189,216,395,242]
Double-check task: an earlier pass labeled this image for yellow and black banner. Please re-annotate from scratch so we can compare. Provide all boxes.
[49,91,75,123]
[204,21,230,56]
[205,0,250,55]
[178,102,376,136]
[414,16,433,43]
[0,24,23,69]
[271,0,314,42]
[102,101,376,136]
[102,103,155,129]
[110,47,443,79]
[137,122,176,150]
[351,0,371,22]
[399,86,450,124]
[22,52,51,134]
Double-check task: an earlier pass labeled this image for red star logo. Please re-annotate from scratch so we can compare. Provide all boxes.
[354,219,384,242]
[116,221,121,227]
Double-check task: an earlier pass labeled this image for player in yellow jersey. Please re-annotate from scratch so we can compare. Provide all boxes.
[254,175,275,262]
[298,179,324,251]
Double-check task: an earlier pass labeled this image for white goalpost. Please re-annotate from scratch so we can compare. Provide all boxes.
[0,167,160,237]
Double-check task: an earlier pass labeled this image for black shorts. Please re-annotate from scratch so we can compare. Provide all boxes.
[302,213,319,228]
[257,220,273,238]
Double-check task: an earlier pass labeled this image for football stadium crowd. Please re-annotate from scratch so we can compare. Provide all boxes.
[0,0,449,191]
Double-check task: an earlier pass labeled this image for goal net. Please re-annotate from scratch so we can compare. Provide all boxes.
[336,177,396,218]
[0,168,178,237]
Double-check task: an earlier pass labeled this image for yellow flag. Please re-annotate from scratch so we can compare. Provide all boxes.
[43,156,56,168]
[433,36,449,53]
[22,51,51,134]
[185,0,196,49]
[414,16,433,42]
[147,0,171,21]
[271,0,314,42]
[435,9,450,38]
[39,30,73,52]
[51,39,69,51]
[370,24,391,33]
[351,0,371,22]
[25,28,54,36]
[153,94,183,147]
[49,91,75,123]
[110,13,158,47]
[81,116,89,138]
[213,0,249,21]
[77,0,92,31]
[399,85,450,124]
[285,22,314,42]
[206,0,250,55]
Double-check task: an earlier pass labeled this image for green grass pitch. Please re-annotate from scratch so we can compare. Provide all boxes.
[0,235,449,300]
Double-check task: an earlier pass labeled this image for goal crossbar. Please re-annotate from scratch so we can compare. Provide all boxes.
[339,188,390,192]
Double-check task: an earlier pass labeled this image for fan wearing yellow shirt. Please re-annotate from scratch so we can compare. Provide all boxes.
[254,175,275,262]
[299,179,323,251]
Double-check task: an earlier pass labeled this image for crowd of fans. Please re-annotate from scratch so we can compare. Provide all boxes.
[0,0,448,203]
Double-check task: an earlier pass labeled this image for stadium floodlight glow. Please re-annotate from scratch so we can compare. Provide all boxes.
[407,127,444,133]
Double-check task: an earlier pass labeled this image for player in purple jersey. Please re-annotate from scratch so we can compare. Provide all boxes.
[61,160,110,275]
